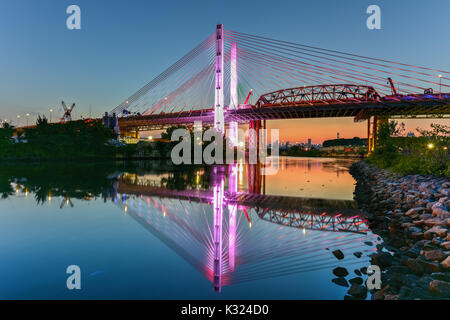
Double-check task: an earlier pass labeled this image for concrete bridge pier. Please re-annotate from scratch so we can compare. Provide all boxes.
[248,119,266,161]
[367,116,389,153]
[228,165,238,272]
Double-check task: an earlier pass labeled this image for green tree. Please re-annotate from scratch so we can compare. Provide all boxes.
[36,115,49,126]
[0,122,15,151]
[370,120,404,167]
[0,120,115,159]
[368,121,449,177]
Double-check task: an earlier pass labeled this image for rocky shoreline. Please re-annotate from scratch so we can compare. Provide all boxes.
[350,161,450,300]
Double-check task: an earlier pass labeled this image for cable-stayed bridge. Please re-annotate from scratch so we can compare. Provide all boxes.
[110,25,450,149]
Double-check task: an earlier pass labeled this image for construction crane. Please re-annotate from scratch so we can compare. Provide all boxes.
[60,197,74,209]
[60,101,75,122]
[387,77,398,95]
[244,89,253,105]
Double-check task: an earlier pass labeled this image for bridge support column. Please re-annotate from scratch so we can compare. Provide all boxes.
[367,116,383,153]
[248,120,261,162]
[372,115,378,151]
[248,161,262,194]
[367,117,371,153]
[214,24,225,135]
[228,165,237,272]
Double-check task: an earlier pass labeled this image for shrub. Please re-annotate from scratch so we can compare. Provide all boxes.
[367,121,449,178]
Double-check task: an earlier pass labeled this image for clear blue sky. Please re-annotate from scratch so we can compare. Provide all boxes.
[0,0,449,128]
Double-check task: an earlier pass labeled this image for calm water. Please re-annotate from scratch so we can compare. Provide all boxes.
[0,157,380,299]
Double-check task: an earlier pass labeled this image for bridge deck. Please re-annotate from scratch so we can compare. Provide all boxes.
[118,93,450,131]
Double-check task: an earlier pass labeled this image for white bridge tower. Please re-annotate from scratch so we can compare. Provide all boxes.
[214,24,225,134]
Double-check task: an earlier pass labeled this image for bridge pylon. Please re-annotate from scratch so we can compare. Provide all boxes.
[229,41,238,146]
[214,24,225,134]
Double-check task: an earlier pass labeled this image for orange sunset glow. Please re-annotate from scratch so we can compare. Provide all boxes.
[264,118,450,144]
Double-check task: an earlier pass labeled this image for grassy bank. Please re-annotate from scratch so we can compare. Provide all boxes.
[0,118,113,159]
[367,121,449,178]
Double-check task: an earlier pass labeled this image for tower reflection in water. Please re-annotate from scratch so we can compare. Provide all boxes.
[113,163,375,293]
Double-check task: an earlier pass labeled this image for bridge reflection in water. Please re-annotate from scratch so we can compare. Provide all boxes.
[109,163,375,293]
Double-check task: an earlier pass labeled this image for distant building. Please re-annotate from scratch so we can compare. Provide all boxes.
[320,137,367,153]
[406,132,415,137]
[103,112,120,138]
[322,137,366,148]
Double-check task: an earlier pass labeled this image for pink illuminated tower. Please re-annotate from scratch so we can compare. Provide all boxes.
[214,24,225,134]
[212,170,224,292]
[229,42,239,146]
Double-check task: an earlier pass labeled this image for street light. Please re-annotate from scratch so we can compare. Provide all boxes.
[26,113,30,126]
[438,74,443,97]
[49,109,53,123]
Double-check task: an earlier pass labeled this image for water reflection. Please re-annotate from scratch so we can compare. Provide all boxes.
[0,159,378,297]
[114,163,371,292]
